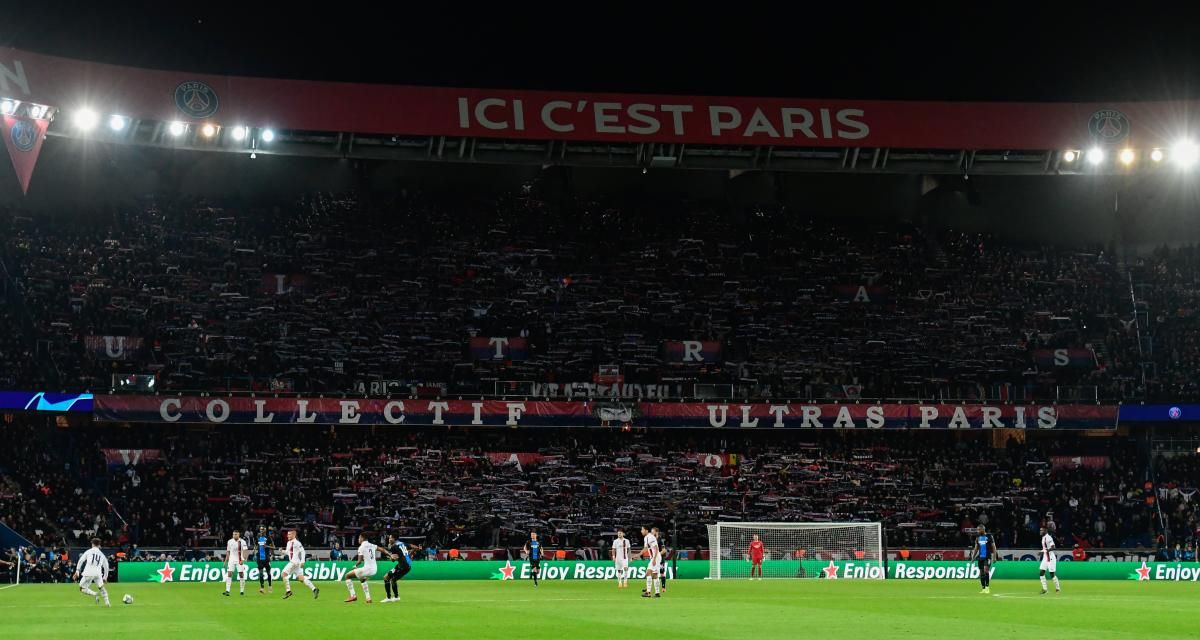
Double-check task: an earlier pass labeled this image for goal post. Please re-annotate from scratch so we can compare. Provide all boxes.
[705,522,884,580]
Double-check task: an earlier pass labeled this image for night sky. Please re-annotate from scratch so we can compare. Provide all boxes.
[1,6,1199,101]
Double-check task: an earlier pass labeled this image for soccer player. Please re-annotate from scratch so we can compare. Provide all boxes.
[344,533,379,603]
[657,530,671,593]
[381,534,413,603]
[223,529,248,596]
[281,529,320,600]
[611,529,631,589]
[255,525,274,594]
[73,538,110,607]
[523,531,542,587]
[749,533,765,580]
[640,526,661,598]
[970,525,993,594]
[1039,526,1061,594]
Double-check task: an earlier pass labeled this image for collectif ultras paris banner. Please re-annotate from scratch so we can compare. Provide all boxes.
[117,560,1200,583]
[92,396,1118,429]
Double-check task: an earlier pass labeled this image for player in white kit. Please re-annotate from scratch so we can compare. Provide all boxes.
[223,530,248,596]
[1039,526,1061,594]
[344,533,379,603]
[640,526,661,598]
[610,529,631,589]
[73,538,111,607]
[281,529,320,600]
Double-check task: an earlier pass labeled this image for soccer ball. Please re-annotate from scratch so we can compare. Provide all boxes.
[122,594,133,605]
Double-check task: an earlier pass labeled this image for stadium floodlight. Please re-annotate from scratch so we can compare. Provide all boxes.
[1086,147,1104,165]
[250,152,257,159]
[260,128,275,143]
[201,123,216,138]
[1151,148,1165,163]
[1062,150,1077,163]
[73,108,99,131]
[1172,140,1199,168]
[168,121,186,137]
[1119,149,1136,166]
[230,126,247,141]
[0,99,15,115]
[109,115,127,131]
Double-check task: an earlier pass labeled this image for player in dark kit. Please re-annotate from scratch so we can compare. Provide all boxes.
[381,534,415,603]
[523,532,542,587]
[970,525,994,594]
[255,525,274,594]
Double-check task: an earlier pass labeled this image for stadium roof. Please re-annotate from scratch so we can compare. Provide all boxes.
[3,11,1200,176]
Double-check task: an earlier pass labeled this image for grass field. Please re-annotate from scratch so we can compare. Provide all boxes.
[0,579,1195,639]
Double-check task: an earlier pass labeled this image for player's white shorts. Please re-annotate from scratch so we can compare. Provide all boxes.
[283,561,305,579]
[1039,559,1057,573]
[226,562,247,575]
[647,556,662,574]
[353,566,378,579]
[614,560,628,575]
[79,574,105,590]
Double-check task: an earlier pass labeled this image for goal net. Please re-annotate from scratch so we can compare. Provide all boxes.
[705,522,884,579]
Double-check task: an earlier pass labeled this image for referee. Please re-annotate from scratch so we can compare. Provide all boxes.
[255,525,275,593]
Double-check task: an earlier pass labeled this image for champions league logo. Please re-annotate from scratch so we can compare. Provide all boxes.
[1088,109,1129,145]
[9,119,36,152]
[174,81,220,118]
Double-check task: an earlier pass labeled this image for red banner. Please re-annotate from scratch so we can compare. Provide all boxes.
[101,448,164,467]
[0,114,48,194]
[84,335,144,360]
[486,452,551,467]
[1050,455,1111,470]
[91,396,1118,429]
[888,549,968,561]
[683,453,739,468]
[469,337,529,361]
[1033,348,1098,369]
[663,341,722,363]
[93,397,589,426]
[637,403,1117,430]
[259,274,310,296]
[0,47,1195,150]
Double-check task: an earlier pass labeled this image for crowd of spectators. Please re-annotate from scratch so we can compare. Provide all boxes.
[2,417,1195,577]
[1130,245,1200,401]
[0,191,1160,401]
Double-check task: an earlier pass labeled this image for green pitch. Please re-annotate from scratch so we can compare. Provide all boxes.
[0,580,1194,639]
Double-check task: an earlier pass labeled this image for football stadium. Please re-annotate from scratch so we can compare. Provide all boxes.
[1,13,1199,640]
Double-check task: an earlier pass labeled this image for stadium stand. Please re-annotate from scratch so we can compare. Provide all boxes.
[2,416,1192,581]
[0,192,1160,401]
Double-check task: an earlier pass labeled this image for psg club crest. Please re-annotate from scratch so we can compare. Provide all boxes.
[174,81,220,118]
[1088,109,1129,145]
[9,119,36,152]
[1169,406,1182,420]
